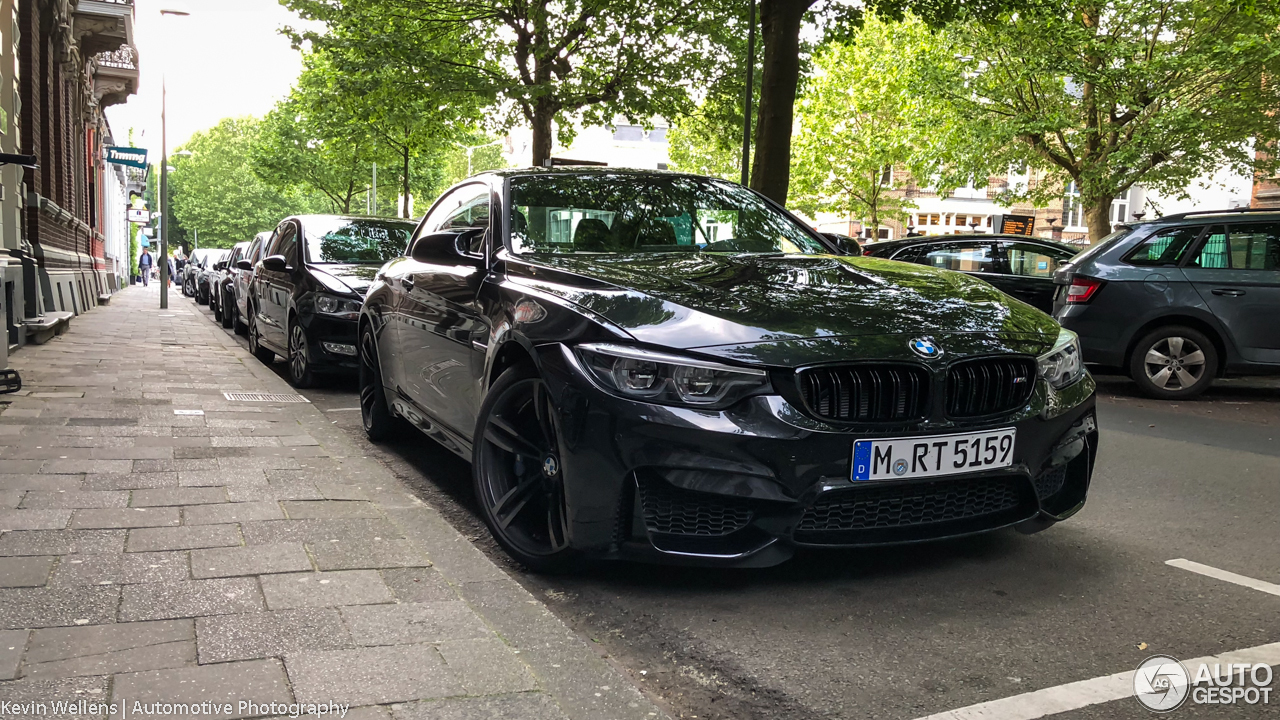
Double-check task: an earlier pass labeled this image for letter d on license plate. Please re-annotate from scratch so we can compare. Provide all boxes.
[852,428,1017,481]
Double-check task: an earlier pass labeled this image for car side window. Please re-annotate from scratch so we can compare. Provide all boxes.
[890,246,923,263]
[1005,243,1070,278]
[272,225,298,265]
[422,184,489,234]
[1125,226,1201,266]
[1226,223,1280,270]
[919,243,996,273]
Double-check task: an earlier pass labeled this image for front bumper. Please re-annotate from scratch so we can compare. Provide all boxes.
[537,343,1099,567]
[300,313,360,373]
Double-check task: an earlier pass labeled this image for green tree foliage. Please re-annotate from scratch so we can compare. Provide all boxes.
[789,14,950,234]
[169,118,324,248]
[282,0,732,167]
[252,94,383,215]
[931,0,1280,242]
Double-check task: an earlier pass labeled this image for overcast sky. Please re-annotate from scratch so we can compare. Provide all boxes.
[105,0,320,152]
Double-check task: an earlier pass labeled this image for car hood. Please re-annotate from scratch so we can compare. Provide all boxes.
[309,263,381,297]
[507,253,1059,362]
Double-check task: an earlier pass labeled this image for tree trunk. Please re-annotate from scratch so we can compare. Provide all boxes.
[1084,198,1114,245]
[402,141,411,219]
[530,100,555,168]
[749,0,815,205]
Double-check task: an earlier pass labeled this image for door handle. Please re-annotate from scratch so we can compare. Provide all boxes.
[1211,288,1245,297]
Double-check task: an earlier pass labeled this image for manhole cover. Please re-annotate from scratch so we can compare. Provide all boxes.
[223,392,311,403]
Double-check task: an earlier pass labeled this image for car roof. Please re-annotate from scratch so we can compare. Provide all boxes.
[475,166,723,183]
[1140,208,1280,228]
[287,214,419,226]
[869,234,1078,253]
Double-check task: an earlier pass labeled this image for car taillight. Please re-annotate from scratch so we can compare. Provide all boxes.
[1065,276,1104,304]
[862,249,873,256]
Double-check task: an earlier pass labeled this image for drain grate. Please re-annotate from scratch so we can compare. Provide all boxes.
[223,392,311,403]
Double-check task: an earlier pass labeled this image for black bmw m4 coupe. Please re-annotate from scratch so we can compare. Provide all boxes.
[359,169,1099,570]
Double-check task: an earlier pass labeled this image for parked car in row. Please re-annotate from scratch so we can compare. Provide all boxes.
[863,234,1080,313]
[247,215,415,388]
[357,169,1098,570]
[182,248,222,299]
[1054,208,1280,399]
[210,242,249,329]
[193,248,230,305]
[228,232,271,335]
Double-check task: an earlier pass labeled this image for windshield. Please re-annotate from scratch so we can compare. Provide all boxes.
[303,218,415,264]
[509,174,830,256]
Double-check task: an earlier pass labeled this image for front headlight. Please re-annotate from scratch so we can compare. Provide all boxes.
[315,294,361,319]
[1038,327,1084,390]
[576,343,771,408]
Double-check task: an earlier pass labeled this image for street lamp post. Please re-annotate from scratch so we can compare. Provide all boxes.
[158,8,190,309]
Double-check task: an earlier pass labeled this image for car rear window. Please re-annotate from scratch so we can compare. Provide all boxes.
[1122,226,1201,266]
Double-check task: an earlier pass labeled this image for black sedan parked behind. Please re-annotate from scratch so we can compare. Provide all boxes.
[247,215,416,388]
[359,169,1099,570]
[863,234,1079,312]
[211,242,249,329]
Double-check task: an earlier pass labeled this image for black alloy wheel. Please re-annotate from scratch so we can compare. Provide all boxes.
[220,290,234,328]
[358,323,401,441]
[211,291,222,323]
[183,276,195,298]
[473,366,578,572]
[247,308,276,364]
[1129,325,1218,400]
[288,321,316,388]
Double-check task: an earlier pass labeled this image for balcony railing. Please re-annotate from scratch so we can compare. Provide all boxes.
[95,45,136,71]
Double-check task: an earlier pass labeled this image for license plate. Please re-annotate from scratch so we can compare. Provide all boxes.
[852,428,1016,481]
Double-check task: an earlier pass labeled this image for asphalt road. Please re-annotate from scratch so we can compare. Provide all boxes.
[197,300,1280,719]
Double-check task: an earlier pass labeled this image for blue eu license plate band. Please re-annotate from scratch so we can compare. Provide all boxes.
[852,440,874,481]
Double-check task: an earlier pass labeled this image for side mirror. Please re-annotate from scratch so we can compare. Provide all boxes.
[214,261,226,271]
[262,254,290,273]
[236,259,253,271]
[410,229,483,264]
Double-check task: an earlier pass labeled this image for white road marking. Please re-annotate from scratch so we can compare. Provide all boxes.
[915,560,1280,720]
[1166,558,1280,598]
[325,407,361,412]
[913,642,1280,720]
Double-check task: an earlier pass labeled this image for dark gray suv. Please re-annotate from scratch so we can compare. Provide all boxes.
[1052,208,1280,399]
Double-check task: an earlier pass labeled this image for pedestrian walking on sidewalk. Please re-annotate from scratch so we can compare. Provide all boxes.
[138,248,154,286]
[167,255,177,287]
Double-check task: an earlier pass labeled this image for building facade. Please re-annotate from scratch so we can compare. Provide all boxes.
[0,0,138,363]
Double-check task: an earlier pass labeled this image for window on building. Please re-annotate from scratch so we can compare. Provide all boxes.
[1110,188,1132,226]
[612,125,645,142]
[648,127,668,143]
[1063,181,1084,228]
[880,165,892,186]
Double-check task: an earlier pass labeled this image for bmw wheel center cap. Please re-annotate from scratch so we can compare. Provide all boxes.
[910,337,942,358]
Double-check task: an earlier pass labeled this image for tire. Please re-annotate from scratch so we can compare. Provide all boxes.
[211,292,222,323]
[247,307,277,364]
[1129,325,1218,400]
[288,319,316,388]
[183,276,195,298]
[472,365,581,573]
[358,322,403,441]
[220,290,234,328]
[233,301,248,335]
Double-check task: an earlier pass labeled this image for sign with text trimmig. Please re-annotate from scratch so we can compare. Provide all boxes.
[105,146,148,169]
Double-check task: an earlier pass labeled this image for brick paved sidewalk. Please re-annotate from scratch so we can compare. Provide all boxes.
[0,285,664,720]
